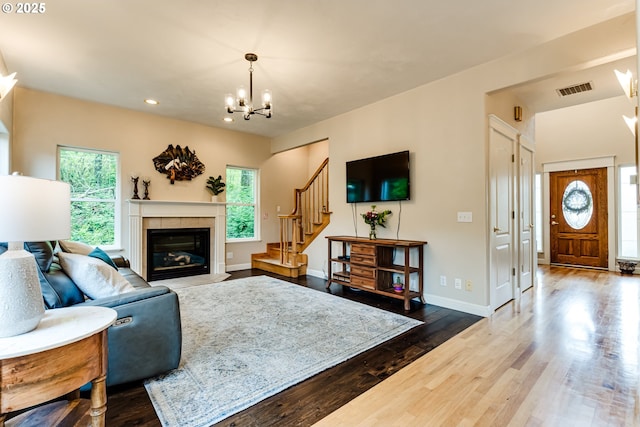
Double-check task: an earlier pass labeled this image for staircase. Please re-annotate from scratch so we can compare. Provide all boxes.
[251,158,330,277]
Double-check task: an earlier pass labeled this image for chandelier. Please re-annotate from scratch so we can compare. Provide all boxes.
[225,53,272,120]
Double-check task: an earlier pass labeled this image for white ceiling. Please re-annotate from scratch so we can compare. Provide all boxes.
[0,0,636,138]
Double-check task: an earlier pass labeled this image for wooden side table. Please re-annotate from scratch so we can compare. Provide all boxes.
[0,306,116,427]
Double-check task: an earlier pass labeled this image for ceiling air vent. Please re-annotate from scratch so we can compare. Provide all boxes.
[556,81,594,97]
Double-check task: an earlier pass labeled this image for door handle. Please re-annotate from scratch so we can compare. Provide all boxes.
[551,220,559,225]
[493,227,500,232]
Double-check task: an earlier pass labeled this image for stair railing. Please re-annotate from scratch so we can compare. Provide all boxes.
[278,158,329,265]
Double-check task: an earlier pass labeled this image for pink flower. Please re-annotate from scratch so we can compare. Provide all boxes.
[361,205,392,228]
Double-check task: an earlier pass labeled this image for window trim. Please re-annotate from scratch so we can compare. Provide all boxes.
[535,173,543,254]
[617,163,639,260]
[225,165,260,242]
[57,145,121,250]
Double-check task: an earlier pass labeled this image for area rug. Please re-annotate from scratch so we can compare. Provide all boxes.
[144,275,423,427]
[149,272,231,289]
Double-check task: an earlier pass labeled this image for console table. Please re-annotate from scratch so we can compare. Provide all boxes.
[326,236,427,311]
[0,306,117,427]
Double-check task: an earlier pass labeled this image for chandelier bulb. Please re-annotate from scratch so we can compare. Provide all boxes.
[225,94,235,110]
[262,89,272,108]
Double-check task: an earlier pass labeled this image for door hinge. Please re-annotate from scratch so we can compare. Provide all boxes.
[512,211,515,219]
[512,268,516,276]
[512,154,515,162]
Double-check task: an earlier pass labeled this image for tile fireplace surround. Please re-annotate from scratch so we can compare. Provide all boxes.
[128,200,226,280]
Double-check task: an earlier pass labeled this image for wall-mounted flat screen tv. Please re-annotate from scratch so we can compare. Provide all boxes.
[346,150,410,203]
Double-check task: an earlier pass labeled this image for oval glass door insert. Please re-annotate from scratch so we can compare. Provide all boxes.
[562,180,593,230]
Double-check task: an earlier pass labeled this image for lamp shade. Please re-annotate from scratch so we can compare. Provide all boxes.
[0,175,71,242]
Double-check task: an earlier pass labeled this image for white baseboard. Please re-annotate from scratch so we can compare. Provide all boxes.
[425,294,492,317]
[306,268,328,280]
[307,268,490,317]
[226,263,252,272]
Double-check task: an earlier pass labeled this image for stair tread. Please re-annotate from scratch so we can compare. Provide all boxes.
[254,257,307,266]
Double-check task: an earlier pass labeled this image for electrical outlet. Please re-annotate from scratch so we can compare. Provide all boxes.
[440,275,447,286]
[465,280,472,291]
[454,278,462,289]
[226,252,233,259]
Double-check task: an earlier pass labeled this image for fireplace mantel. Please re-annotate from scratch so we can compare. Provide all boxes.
[128,200,226,277]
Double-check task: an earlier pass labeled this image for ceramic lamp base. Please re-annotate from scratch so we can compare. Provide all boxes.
[0,249,45,338]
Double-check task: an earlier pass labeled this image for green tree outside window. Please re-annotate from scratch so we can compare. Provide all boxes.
[226,166,258,240]
[58,147,118,246]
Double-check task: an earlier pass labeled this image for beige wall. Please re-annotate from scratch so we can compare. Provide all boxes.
[486,91,535,141]
[12,87,312,267]
[535,95,636,169]
[272,13,635,315]
[0,52,13,174]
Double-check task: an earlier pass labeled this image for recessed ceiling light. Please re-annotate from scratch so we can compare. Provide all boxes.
[144,99,159,105]
[223,117,234,123]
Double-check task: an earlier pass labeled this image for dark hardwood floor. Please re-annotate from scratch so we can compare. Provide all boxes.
[103,270,481,426]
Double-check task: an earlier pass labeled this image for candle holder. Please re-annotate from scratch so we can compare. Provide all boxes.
[131,176,140,200]
[143,179,151,200]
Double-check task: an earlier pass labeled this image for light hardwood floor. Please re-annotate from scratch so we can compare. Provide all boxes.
[313,265,640,427]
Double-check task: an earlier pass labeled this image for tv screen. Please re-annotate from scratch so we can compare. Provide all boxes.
[346,150,410,203]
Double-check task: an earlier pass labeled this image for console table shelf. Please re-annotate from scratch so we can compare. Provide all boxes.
[326,236,427,311]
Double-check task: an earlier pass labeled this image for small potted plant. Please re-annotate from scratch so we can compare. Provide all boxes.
[206,175,225,202]
[393,276,404,293]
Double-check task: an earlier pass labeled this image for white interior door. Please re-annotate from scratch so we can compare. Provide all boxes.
[519,137,535,292]
[489,116,516,310]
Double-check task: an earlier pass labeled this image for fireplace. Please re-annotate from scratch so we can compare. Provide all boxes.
[147,228,210,281]
[128,200,226,279]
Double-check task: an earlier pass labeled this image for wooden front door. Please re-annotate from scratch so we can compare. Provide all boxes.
[550,167,608,268]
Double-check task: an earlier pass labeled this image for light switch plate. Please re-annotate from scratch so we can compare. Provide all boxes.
[457,211,472,223]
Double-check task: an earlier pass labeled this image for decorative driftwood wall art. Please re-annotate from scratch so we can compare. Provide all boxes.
[152,144,205,184]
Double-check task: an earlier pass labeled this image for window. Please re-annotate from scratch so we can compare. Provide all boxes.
[58,147,119,248]
[535,174,543,253]
[226,166,259,241]
[0,132,8,176]
[0,120,9,175]
[619,165,638,258]
[561,180,593,230]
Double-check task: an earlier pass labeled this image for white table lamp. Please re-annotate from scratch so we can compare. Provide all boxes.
[0,175,71,337]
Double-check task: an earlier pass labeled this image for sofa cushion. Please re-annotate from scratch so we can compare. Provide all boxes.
[118,268,152,289]
[58,252,135,299]
[89,247,119,270]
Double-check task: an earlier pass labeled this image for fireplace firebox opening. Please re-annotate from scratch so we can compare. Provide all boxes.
[147,227,210,281]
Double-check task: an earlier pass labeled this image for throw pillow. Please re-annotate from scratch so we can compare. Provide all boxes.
[57,252,135,299]
[58,240,94,256]
[88,247,119,270]
[24,241,55,272]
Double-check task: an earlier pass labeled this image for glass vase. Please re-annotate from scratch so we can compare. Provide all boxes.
[369,223,377,240]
